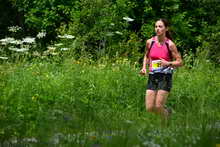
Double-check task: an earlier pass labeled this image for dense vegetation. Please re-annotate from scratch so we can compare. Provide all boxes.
[1,0,220,62]
[0,0,220,146]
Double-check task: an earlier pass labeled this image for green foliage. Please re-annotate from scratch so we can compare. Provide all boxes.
[198,17,220,64]
[0,0,23,38]
[10,0,74,41]
[1,0,219,63]
[60,0,137,59]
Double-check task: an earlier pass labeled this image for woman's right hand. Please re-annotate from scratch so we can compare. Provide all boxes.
[140,68,146,75]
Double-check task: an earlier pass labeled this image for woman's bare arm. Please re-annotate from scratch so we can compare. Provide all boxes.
[160,40,183,67]
[142,39,152,68]
[169,41,183,67]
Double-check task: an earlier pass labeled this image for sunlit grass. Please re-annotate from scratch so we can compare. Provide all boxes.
[0,57,219,146]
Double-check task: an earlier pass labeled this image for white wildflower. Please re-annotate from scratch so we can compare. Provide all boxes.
[110,23,115,26]
[58,34,75,39]
[10,137,18,144]
[106,32,114,36]
[9,47,29,52]
[22,37,35,44]
[51,52,58,55]
[8,26,22,33]
[36,31,46,39]
[23,137,38,143]
[214,121,220,129]
[47,46,56,51]
[57,35,62,38]
[0,37,15,45]
[143,141,160,147]
[125,120,133,124]
[49,133,64,145]
[123,16,134,22]
[0,57,8,60]
[33,51,40,57]
[115,31,123,35]
[10,40,22,45]
[54,43,63,47]
[60,48,69,51]
[43,50,49,56]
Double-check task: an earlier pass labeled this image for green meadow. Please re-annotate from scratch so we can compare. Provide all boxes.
[0,55,219,147]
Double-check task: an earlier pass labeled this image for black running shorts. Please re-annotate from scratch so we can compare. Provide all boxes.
[147,73,172,92]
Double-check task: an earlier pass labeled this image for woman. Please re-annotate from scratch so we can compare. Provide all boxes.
[140,18,183,120]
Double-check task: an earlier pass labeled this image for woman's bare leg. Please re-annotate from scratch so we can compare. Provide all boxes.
[155,90,169,118]
[145,90,157,113]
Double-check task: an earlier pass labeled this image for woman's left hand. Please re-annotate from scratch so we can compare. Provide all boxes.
[160,58,170,67]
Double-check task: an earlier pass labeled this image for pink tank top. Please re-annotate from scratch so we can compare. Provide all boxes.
[148,37,172,73]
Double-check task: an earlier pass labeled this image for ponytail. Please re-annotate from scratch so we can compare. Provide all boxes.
[158,18,173,40]
[166,30,173,41]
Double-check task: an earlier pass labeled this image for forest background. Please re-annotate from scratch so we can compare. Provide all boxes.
[1,0,220,63]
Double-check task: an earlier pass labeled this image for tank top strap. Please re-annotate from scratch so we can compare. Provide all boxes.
[151,36,156,41]
[165,38,170,45]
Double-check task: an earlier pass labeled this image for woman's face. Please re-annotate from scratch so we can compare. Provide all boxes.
[155,20,167,36]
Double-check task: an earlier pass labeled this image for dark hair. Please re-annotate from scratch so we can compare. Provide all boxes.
[157,18,173,40]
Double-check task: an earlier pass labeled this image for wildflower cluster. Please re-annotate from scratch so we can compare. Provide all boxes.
[36,31,46,39]
[123,16,134,22]
[39,34,75,57]
[8,26,22,33]
[0,25,76,61]
[0,26,41,58]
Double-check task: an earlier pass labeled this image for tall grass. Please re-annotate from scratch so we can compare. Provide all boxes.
[0,56,219,146]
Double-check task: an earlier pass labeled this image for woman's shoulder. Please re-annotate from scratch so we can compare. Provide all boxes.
[146,37,155,48]
[166,39,177,51]
[146,36,156,43]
